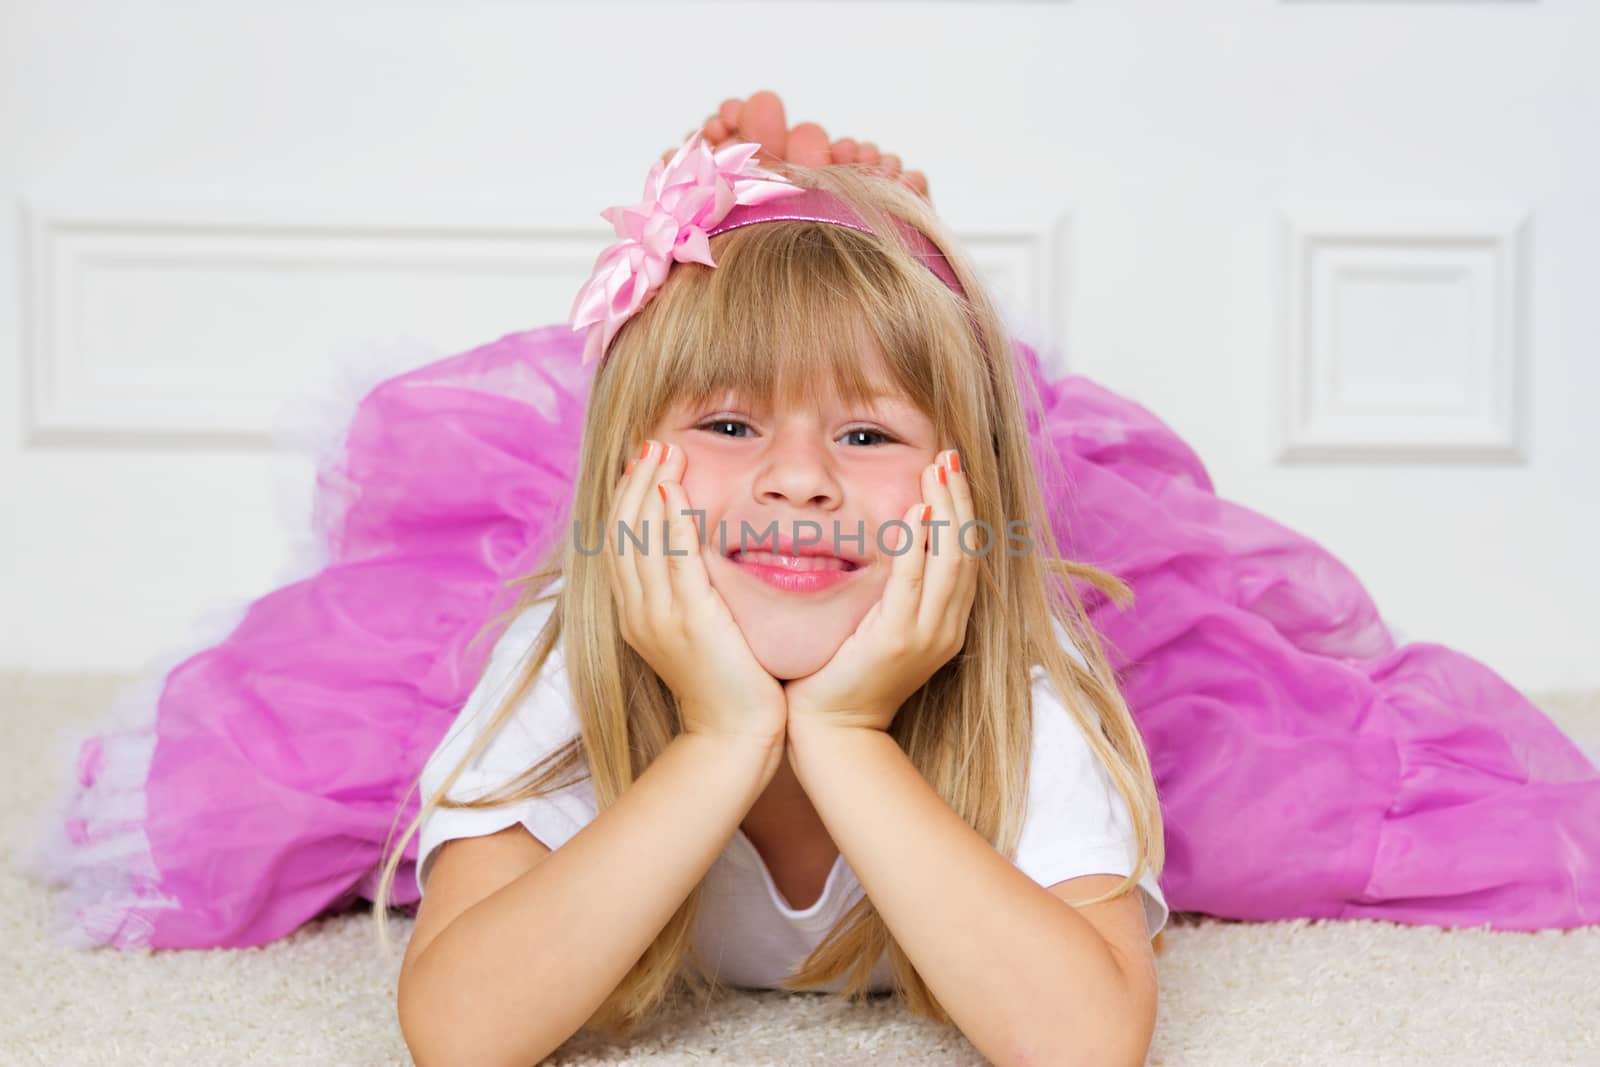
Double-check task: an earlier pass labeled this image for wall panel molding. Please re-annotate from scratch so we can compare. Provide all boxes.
[950,206,1072,373]
[18,197,1062,451]
[1276,203,1530,463]
[18,199,610,450]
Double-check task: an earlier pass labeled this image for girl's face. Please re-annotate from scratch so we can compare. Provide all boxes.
[649,352,940,680]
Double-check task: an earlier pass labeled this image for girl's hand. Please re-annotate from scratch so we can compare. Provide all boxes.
[784,450,977,735]
[604,439,789,756]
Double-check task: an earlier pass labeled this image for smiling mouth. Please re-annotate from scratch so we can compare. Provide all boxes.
[728,550,859,572]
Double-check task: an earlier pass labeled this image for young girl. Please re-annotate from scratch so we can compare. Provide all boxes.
[22,90,1596,1061]
[383,131,1167,1065]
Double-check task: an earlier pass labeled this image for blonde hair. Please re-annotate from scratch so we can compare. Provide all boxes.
[371,163,1165,1037]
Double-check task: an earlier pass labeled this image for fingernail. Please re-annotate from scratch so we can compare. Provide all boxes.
[921,504,933,523]
[638,441,651,461]
[624,460,636,476]
[657,483,667,501]
[660,442,670,462]
[950,451,961,474]
[938,464,947,485]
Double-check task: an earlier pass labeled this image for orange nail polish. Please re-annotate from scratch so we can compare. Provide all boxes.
[638,441,651,461]
[938,464,947,485]
[950,452,961,474]
[624,460,636,476]
[659,442,669,462]
[657,483,667,500]
[921,504,933,523]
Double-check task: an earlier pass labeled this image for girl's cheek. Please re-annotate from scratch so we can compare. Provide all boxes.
[880,469,930,509]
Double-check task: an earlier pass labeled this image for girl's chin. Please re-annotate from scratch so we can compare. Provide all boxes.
[710,564,874,680]
[751,642,838,682]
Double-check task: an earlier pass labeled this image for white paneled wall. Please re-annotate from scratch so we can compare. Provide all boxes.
[20,202,610,446]
[1277,204,1530,462]
[1,1,1595,693]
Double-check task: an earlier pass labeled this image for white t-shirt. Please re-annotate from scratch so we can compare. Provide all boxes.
[416,585,1169,994]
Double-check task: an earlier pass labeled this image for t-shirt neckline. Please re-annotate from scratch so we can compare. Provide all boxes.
[729,827,852,926]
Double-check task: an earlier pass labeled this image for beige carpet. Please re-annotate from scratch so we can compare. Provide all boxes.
[3,672,1597,1066]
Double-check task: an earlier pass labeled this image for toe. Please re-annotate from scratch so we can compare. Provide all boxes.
[705,117,730,144]
[904,169,932,202]
[879,152,903,178]
[857,141,882,166]
[830,138,860,164]
[741,90,790,161]
[787,122,833,167]
[719,97,742,129]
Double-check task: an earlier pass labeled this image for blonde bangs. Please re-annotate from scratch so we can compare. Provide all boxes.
[611,217,966,430]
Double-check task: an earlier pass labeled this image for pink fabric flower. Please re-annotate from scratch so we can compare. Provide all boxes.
[569,132,808,367]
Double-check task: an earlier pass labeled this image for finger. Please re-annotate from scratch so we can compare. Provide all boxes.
[918,453,965,636]
[915,459,958,633]
[607,439,657,627]
[617,439,667,615]
[881,500,930,631]
[634,443,674,624]
[941,449,980,622]
[659,474,699,584]
[654,445,702,596]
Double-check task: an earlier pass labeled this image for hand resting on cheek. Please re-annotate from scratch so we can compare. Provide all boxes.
[607,438,789,758]
[782,449,977,736]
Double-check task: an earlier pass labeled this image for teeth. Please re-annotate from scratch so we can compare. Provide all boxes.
[732,551,853,572]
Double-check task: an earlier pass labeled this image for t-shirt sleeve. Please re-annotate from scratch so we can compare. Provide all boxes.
[414,594,595,896]
[1012,632,1170,941]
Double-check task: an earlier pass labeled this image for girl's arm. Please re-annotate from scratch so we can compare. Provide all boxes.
[784,723,1151,1067]
[399,440,786,1064]
[398,729,780,1067]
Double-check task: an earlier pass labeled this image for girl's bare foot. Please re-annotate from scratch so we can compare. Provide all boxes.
[664,90,932,203]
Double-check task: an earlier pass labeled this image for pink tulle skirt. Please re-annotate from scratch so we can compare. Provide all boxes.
[17,323,1599,949]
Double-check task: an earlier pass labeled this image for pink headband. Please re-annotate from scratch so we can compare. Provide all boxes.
[707,188,967,300]
[570,132,967,368]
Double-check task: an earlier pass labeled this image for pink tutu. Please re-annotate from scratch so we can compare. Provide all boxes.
[18,323,1598,949]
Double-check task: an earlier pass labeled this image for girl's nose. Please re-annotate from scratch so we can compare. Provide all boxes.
[752,432,841,509]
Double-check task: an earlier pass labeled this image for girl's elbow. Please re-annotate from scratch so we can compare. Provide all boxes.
[1018,1008,1155,1067]
[398,985,562,1067]
[1100,1010,1157,1067]
[397,972,490,1067]
[396,979,450,1067]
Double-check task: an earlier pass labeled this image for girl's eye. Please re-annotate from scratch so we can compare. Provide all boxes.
[701,419,752,438]
[698,419,897,447]
[841,428,894,447]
